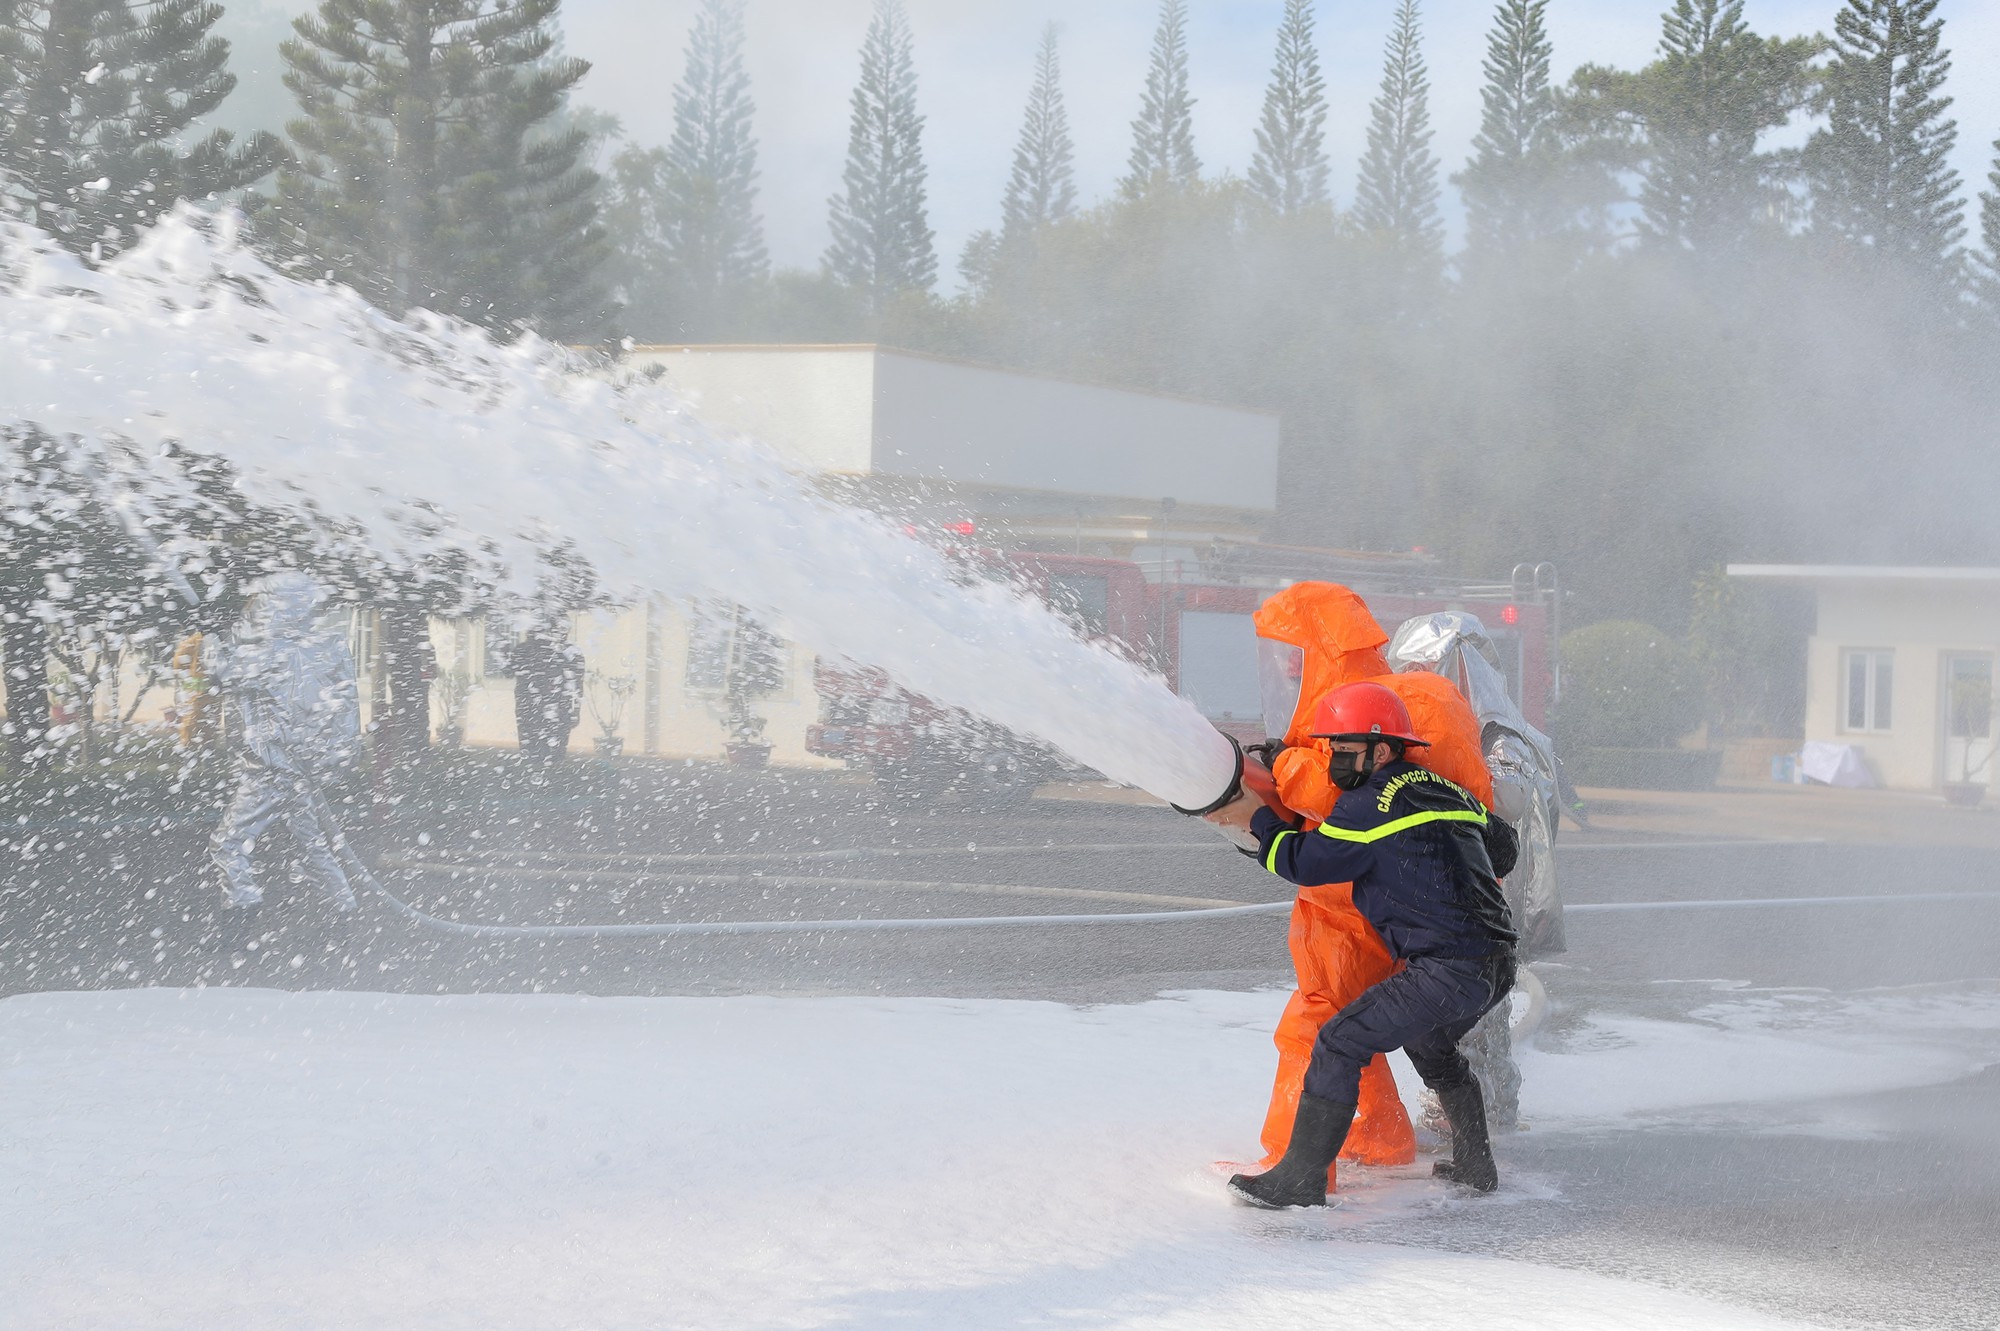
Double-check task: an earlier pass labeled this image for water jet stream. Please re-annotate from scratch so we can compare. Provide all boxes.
[0,212,1237,809]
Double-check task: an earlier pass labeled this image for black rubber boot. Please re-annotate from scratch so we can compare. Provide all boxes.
[1431,1082,1499,1193]
[222,901,265,952]
[1228,1093,1356,1209]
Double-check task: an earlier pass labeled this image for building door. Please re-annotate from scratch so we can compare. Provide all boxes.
[1940,653,1995,787]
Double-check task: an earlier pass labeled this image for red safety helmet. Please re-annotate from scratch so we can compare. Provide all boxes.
[1309,681,1431,747]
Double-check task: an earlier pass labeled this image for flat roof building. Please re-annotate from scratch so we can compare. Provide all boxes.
[1727,565,2000,793]
[624,344,1282,558]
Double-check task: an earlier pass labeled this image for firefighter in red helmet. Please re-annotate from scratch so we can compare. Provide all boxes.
[1243,582,1495,1190]
[1208,681,1520,1207]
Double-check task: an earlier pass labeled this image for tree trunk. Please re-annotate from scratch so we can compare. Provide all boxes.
[377,603,434,770]
[513,628,579,763]
[0,605,52,766]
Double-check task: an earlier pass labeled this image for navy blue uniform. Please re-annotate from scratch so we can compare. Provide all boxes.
[1251,760,1519,1104]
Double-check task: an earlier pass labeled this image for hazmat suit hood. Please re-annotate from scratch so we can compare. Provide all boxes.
[235,571,329,643]
[1386,612,1556,777]
[1252,583,1390,746]
[210,570,359,783]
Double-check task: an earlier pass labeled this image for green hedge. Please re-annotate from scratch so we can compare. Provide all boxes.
[1566,746,1723,791]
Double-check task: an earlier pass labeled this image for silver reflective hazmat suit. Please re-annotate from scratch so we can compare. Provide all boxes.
[1389,611,1567,1134]
[207,573,362,909]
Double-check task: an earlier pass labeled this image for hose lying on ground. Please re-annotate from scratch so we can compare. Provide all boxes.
[308,766,2000,942]
[320,799,1291,938]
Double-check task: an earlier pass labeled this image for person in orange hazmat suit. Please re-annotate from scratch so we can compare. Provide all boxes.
[1250,583,1495,1186]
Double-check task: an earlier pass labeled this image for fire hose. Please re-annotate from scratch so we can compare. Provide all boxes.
[309,723,1288,940]
[311,787,1295,939]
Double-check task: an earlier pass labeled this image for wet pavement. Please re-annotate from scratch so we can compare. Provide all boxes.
[4,755,1998,1329]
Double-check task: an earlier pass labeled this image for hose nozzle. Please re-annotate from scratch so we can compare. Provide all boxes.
[1171,732,1288,819]
[1170,734,1246,817]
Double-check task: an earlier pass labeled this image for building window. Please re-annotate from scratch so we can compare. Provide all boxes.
[1843,649,1893,732]
[482,618,521,680]
[347,609,376,675]
[685,604,786,695]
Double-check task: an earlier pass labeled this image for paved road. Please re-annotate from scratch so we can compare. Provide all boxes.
[5,761,1998,1328]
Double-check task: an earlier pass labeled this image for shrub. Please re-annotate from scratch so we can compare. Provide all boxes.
[1555,620,1704,750]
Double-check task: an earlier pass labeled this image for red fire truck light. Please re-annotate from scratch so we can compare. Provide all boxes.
[1501,604,1520,626]
[946,520,977,536]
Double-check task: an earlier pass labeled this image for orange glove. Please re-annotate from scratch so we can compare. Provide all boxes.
[1272,743,1339,824]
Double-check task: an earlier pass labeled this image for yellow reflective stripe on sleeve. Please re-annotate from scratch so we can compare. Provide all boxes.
[1264,828,1297,874]
[1316,808,1488,843]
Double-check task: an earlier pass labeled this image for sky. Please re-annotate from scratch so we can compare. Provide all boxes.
[214,0,2000,287]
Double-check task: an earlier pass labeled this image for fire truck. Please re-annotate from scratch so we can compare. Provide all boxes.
[806,540,1558,804]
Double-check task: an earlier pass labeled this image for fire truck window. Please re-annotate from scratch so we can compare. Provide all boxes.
[1045,573,1110,638]
[1180,612,1261,723]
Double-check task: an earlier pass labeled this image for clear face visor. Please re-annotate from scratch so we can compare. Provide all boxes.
[1257,638,1306,742]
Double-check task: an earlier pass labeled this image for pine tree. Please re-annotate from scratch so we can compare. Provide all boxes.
[609,0,764,338]
[1637,1,1817,251]
[268,0,610,336]
[0,0,281,260]
[660,0,765,309]
[1974,133,2000,307]
[825,0,935,305]
[1001,23,1076,240]
[1353,0,1441,255]
[1121,0,1199,196]
[1455,0,1554,250]
[1809,0,1964,284]
[961,22,1074,293]
[1247,0,1329,215]
[601,144,671,332]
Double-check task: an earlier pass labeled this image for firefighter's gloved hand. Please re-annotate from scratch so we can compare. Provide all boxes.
[1244,739,1286,769]
[1273,744,1340,823]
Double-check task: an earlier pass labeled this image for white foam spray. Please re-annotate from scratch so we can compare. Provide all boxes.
[0,211,1237,809]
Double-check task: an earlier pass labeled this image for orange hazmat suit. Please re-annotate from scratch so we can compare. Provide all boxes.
[1251,585,1494,1185]
[1251,584,1407,1179]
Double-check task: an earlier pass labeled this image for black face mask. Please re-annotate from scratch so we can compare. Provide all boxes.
[1327,749,1371,792]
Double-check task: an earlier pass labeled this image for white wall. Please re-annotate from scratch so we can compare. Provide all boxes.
[870,350,1278,510]
[628,346,877,475]
[625,345,1279,513]
[438,603,837,767]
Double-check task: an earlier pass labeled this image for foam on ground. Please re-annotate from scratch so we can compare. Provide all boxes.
[8,983,1995,1329]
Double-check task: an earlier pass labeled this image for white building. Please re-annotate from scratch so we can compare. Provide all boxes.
[93,346,1284,765]
[442,345,1282,761]
[1727,566,2000,792]
[627,343,1280,557]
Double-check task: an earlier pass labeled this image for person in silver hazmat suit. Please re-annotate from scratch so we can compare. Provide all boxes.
[1388,611,1565,1134]
[208,572,363,914]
